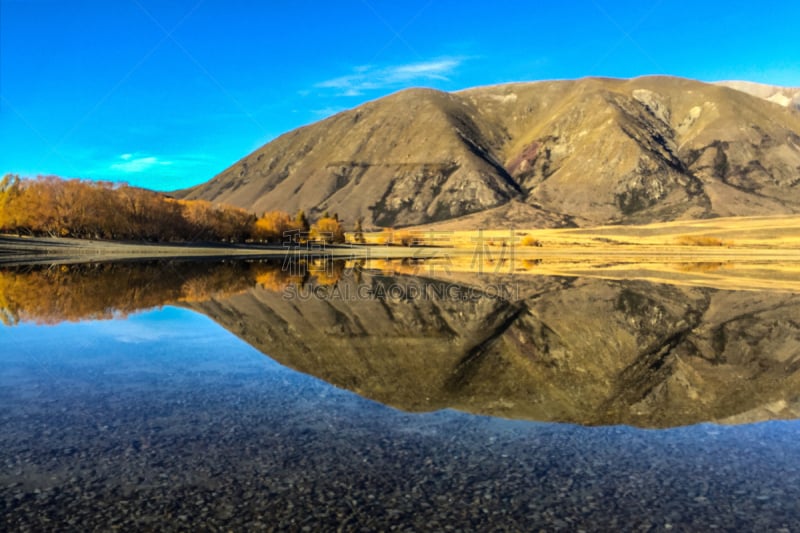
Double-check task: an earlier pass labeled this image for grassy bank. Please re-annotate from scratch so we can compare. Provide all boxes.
[3,214,800,266]
[0,235,451,266]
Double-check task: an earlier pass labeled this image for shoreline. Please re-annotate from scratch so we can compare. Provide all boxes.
[3,233,800,267]
[0,235,800,265]
[0,235,453,266]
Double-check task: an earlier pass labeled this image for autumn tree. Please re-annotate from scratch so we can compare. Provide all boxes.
[180,199,232,241]
[0,175,362,246]
[0,175,259,243]
[8,176,59,235]
[0,174,21,233]
[295,209,309,232]
[219,207,255,243]
[310,216,345,244]
[253,210,298,243]
[353,216,366,244]
[178,199,253,242]
[117,185,185,241]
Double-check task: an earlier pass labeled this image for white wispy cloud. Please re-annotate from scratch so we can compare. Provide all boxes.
[315,58,464,96]
[111,153,173,174]
[107,152,215,175]
[100,152,220,189]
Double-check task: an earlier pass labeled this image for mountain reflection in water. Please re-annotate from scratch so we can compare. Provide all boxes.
[3,259,800,428]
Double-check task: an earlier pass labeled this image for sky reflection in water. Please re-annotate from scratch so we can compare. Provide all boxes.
[2,303,800,530]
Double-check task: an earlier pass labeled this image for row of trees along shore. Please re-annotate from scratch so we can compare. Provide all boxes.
[0,175,351,244]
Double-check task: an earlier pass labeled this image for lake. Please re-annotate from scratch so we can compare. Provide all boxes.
[2,258,800,530]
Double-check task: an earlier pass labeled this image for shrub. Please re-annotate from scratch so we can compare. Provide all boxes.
[675,235,728,247]
[394,230,421,246]
[520,235,541,247]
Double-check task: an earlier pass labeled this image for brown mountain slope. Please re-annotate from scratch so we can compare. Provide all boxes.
[180,76,800,228]
[182,89,521,227]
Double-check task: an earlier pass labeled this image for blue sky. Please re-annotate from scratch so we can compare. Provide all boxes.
[1,1,799,191]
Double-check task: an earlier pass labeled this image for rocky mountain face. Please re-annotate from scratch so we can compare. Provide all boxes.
[179,76,800,228]
[188,270,800,428]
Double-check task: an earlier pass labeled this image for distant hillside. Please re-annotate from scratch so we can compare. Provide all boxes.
[179,76,800,228]
[715,80,800,110]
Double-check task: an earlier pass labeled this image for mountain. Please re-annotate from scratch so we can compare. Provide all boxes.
[715,80,800,110]
[179,76,800,228]
[187,271,800,428]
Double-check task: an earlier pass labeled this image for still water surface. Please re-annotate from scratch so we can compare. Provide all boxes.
[2,260,800,530]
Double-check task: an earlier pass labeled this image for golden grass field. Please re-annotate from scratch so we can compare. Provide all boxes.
[346,214,800,293]
[358,214,800,251]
